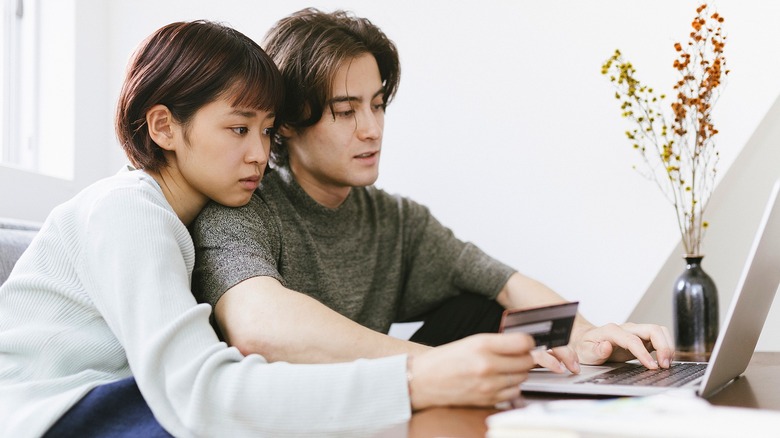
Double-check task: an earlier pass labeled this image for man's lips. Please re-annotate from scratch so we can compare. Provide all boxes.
[354,150,379,159]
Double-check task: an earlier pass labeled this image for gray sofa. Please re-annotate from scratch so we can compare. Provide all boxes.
[0,218,41,285]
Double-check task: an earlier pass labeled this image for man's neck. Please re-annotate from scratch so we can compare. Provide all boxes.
[290,167,351,209]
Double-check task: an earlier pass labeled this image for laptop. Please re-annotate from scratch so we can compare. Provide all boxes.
[521,180,780,398]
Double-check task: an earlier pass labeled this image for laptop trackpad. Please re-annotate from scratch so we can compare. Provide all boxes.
[525,364,618,383]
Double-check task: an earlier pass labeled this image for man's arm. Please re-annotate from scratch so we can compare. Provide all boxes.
[216,276,431,363]
[495,271,597,337]
[217,276,540,410]
[495,272,675,370]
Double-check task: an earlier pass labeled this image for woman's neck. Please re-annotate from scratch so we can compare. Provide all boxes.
[148,166,207,226]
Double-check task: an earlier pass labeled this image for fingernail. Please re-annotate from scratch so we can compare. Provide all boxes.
[663,358,671,368]
[572,361,580,374]
[559,362,567,373]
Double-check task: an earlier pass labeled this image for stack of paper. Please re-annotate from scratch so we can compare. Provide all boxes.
[486,390,780,438]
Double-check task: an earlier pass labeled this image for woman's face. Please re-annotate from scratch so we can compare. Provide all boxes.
[170,96,275,209]
[285,53,386,207]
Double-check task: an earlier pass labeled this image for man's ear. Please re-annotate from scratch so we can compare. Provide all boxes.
[147,104,176,151]
[277,123,295,139]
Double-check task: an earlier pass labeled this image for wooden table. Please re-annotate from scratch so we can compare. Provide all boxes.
[402,351,780,438]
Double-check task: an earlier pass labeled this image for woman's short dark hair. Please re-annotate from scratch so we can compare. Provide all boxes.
[262,8,401,167]
[116,20,284,172]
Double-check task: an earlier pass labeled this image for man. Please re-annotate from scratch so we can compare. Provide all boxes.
[191,8,673,402]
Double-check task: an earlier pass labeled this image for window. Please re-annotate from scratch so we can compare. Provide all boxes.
[1,0,74,180]
[2,0,36,170]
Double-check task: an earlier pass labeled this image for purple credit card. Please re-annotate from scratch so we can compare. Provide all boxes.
[499,302,578,349]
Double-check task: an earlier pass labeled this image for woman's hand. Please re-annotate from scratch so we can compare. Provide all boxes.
[408,332,536,410]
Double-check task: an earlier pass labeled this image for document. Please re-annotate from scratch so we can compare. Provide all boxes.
[487,390,780,438]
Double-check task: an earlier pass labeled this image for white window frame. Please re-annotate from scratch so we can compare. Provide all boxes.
[1,0,39,170]
[2,0,74,180]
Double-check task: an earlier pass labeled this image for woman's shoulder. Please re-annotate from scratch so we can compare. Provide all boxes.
[76,167,165,206]
[51,168,174,231]
[91,166,160,193]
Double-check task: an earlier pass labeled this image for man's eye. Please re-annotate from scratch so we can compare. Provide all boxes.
[335,109,355,118]
[232,127,249,135]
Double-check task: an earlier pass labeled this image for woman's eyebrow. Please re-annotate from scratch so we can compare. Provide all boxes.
[229,109,258,118]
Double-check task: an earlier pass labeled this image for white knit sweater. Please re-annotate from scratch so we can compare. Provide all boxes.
[0,169,410,437]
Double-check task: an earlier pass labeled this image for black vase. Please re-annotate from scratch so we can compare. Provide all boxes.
[673,255,719,360]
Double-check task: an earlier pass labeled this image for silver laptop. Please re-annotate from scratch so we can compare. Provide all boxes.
[521,180,780,398]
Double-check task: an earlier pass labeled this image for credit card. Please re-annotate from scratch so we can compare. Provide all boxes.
[498,301,578,349]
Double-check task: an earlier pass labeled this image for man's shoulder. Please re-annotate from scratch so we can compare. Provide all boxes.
[194,173,304,244]
[198,192,261,219]
[361,186,429,216]
[361,185,404,205]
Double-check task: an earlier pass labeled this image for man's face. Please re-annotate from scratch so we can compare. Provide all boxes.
[285,53,385,206]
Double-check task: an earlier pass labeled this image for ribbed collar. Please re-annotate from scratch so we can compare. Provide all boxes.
[271,165,359,238]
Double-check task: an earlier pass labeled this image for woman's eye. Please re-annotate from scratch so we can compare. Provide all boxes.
[262,127,275,136]
[232,127,249,135]
[372,102,386,112]
[335,109,355,118]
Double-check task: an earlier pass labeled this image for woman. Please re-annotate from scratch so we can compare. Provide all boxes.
[0,19,536,437]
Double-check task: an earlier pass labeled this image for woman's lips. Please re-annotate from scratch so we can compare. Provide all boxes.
[240,175,260,190]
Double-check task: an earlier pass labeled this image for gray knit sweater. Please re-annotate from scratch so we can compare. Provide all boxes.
[191,166,515,333]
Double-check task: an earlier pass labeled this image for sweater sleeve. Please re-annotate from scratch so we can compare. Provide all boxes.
[79,184,411,436]
[396,197,516,320]
[191,195,284,308]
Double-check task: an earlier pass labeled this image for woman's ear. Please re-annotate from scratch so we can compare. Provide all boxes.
[147,104,176,151]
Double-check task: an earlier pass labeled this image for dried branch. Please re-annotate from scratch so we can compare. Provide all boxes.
[601,3,728,255]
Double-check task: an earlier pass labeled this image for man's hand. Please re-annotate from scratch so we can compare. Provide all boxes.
[571,322,675,369]
[530,322,674,373]
[408,332,536,410]
[496,272,675,372]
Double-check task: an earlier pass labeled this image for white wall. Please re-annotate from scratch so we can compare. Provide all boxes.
[0,0,111,220]
[3,0,780,338]
[631,94,780,351]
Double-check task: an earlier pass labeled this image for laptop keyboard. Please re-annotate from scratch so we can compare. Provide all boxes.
[578,362,707,387]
